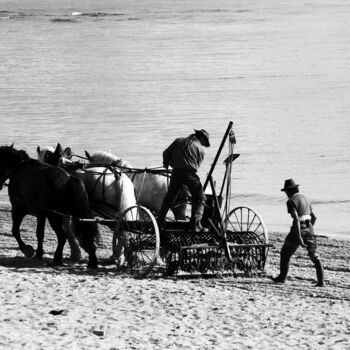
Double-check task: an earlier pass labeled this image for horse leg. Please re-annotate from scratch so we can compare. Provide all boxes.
[113,235,126,268]
[87,245,98,269]
[61,216,98,269]
[33,216,46,260]
[11,209,35,257]
[48,216,67,264]
[62,216,82,261]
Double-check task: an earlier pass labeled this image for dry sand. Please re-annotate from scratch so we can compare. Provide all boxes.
[0,208,349,350]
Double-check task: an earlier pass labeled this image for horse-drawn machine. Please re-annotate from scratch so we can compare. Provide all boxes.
[2,121,272,276]
[109,121,272,277]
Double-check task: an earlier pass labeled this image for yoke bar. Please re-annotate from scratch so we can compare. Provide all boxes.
[82,163,169,176]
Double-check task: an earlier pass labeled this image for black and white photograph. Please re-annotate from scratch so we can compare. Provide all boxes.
[0,0,349,349]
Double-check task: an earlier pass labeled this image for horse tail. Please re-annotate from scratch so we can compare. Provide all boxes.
[65,176,100,251]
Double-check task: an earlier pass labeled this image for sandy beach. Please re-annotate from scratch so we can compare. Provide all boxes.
[0,208,349,350]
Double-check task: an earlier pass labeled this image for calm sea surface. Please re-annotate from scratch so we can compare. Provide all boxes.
[0,0,349,238]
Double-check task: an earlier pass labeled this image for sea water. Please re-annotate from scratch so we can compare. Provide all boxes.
[0,0,349,238]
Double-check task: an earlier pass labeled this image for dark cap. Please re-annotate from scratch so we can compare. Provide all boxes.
[281,179,299,192]
[194,129,210,147]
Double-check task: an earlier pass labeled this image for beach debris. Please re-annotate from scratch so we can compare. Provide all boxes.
[49,309,68,316]
[91,326,106,337]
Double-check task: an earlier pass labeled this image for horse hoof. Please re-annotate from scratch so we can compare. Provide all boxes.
[23,245,35,258]
[52,258,64,266]
[33,254,43,261]
[87,264,98,270]
[68,254,82,262]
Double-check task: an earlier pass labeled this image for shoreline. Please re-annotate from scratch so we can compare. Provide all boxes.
[0,203,348,242]
[0,208,349,349]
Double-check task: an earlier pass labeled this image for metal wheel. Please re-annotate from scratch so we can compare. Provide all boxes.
[224,206,268,244]
[113,205,160,276]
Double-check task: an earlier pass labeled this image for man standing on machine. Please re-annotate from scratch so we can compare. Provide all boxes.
[158,129,210,233]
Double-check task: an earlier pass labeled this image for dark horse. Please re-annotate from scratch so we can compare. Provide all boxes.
[0,145,99,268]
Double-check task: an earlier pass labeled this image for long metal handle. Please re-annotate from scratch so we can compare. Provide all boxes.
[208,175,232,262]
[203,121,233,191]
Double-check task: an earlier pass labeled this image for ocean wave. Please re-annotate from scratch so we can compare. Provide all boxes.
[231,193,283,202]
[51,18,78,23]
[312,199,350,205]
[180,9,229,14]
[71,12,124,17]
[0,11,26,19]
[230,193,350,206]
[0,11,126,20]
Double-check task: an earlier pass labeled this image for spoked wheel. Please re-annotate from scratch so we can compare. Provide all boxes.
[113,205,160,276]
[224,206,268,244]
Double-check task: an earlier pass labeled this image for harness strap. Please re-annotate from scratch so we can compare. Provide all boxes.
[131,172,138,183]
[88,170,106,201]
[135,170,147,203]
[108,166,123,211]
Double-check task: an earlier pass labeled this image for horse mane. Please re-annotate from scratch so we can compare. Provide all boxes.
[89,151,132,168]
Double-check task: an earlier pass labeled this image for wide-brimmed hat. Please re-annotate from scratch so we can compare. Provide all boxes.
[281,179,299,192]
[194,129,210,147]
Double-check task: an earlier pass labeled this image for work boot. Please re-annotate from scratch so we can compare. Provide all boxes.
[314,259,325,287]
[193,220,209,233]
[157,203,169,231]
[272,253,290,283]
[190,201,209,233]
[271,276,285,284]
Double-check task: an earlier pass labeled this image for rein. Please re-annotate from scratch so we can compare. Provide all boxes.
[71,153,88,161]
[135,170,147,203]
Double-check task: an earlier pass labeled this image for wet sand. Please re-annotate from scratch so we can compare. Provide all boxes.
[0,208,349,349]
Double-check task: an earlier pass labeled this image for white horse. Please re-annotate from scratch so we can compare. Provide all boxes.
[74,165,137,219]
[38,144,136,216]
[84,150,187,220]
[37,144,137,261]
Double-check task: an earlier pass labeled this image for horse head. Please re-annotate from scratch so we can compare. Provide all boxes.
[0,145,30,189]
[37,143,72,166]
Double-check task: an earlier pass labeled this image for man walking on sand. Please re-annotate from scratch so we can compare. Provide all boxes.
[272,179,325,287]
[158,129,210,233]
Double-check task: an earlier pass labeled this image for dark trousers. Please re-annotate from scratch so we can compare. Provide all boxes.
[277,223,324,284]
[158,169,206,225]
